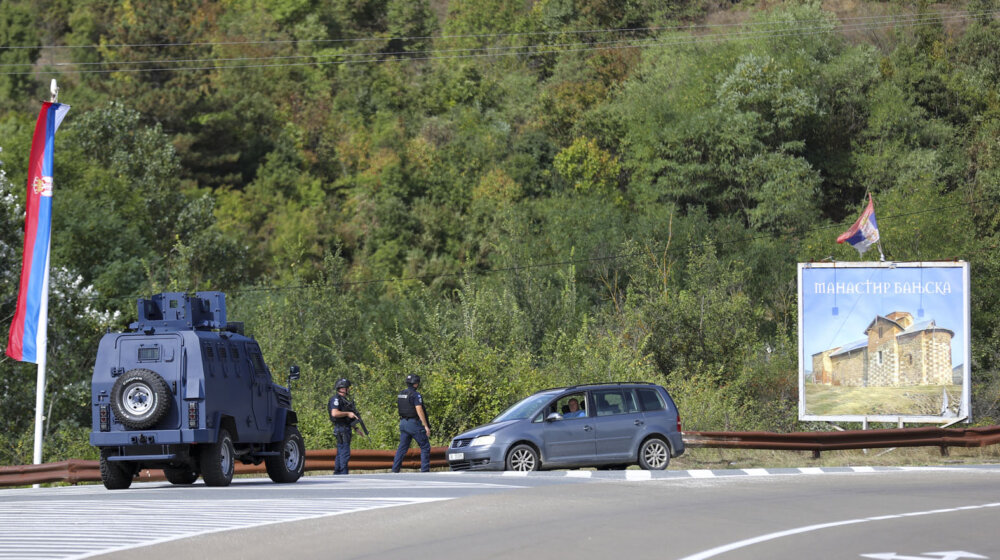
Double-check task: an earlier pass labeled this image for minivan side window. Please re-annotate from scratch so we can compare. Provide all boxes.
[594,389,628,416]
[636,388,666,412]
[621,389,640,413]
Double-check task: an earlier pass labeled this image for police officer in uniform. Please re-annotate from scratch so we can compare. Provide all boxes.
[329,378,360,475]
[391,374,431,473]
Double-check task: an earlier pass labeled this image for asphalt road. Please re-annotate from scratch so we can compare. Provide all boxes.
[3,466,1000,560]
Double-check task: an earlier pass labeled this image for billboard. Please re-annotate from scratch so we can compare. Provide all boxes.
[798,261,970,423]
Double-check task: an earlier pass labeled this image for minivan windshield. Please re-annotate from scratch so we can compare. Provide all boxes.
[492,391,560,423]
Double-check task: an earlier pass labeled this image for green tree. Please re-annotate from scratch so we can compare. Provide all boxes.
[0,1,39,112]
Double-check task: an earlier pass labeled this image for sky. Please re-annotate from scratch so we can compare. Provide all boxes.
[800,264,967,369]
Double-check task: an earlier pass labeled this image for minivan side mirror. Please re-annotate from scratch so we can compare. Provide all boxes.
[288,365,300,384]
[546,412,563,422]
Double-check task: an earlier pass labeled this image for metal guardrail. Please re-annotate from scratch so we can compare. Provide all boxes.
[3,425,1000,486]
[683,425,1000,457]
[0,448,448,487]
[0,460,102,486]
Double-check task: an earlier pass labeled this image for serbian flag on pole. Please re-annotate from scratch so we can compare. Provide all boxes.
[836,192,880,256]
[6,101,70,363]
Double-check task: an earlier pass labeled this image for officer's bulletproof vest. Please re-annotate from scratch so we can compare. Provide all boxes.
[329,394,354,426]
[397,387,418,419]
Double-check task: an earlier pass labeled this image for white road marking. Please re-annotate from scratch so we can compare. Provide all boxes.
[860,552,987,560]
[0,497,448,560]
[0,476,530,560]
[688,470,717,478]
[677,502,1000,560]
[565,471,592,478]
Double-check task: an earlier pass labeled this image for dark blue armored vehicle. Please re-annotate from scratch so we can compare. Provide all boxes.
[90,292,304,489]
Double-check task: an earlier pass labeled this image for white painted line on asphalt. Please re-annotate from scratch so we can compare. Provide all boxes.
[677,502,1000,560]
[625,470,651,481]
[0,497,451,560]
[565,471,592,478]
[688,470,717,478]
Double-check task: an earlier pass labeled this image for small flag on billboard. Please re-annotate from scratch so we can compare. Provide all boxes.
[6,101,70,363]
[837,193,880,257]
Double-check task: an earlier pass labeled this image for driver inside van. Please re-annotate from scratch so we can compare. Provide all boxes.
[564,397,586,418]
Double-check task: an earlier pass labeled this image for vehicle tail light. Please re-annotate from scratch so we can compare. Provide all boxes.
[676,412,682,433]
[99,404,110,432]
[188,401,199,429]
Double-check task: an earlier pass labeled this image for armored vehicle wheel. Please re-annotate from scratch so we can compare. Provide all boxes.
[200,429,235,486]
[266,426,305,483]
[164,467,199,485]
[110,368,171,430]
[99,449,133,490]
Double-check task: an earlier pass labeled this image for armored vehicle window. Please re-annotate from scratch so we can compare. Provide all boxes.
[138,346,160,362]
[219,345,227,359]
[249,346,269,377]
[231,345,239,360]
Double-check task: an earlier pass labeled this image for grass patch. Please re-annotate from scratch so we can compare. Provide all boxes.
[804,384,963,416]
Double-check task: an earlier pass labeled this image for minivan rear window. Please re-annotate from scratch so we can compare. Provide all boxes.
[636,388,665,411]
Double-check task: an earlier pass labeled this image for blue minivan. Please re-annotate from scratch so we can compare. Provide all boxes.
[447,382,684,471]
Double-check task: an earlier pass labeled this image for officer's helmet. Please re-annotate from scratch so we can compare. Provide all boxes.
[335,378,351,391]
[405,374,421,386]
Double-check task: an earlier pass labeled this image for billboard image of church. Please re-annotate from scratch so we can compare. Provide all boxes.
[798,262,970,423]
[810,311,956,388]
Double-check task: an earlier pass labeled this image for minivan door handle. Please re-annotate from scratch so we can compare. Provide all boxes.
[634,419,644,426]
[583,425,593,432]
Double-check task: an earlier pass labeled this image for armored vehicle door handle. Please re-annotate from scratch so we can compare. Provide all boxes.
[634,419,644,426]
[583,425,593,432]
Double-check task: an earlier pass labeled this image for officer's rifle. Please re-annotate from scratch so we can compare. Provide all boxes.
[351,416,369,439]
[350,406,370,440]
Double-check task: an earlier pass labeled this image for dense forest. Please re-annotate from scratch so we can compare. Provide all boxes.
[2,0,999,464]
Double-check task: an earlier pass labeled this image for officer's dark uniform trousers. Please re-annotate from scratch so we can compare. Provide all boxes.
[334,424,352,474]
[392,387,430,472]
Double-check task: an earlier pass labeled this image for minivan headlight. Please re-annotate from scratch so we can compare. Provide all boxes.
[470,435,495,447]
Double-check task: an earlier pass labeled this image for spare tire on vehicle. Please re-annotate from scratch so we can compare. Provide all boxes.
[110,368,171,429]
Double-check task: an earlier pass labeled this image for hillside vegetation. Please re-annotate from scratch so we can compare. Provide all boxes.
[2,0,1000,463]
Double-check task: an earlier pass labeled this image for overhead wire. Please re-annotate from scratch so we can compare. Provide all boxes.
[0,9,984,69]
[0,9,987,51]
[0,10,994,75]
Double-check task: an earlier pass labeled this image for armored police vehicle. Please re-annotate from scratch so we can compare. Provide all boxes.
[90,292,304,489]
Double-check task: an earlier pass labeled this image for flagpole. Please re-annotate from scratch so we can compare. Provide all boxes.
[869,192,886,262]
[31,247,49,468]
[31,80,59,482]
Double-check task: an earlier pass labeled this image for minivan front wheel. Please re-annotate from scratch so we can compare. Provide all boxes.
[638,438,670,470]
[505,444,539,471]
